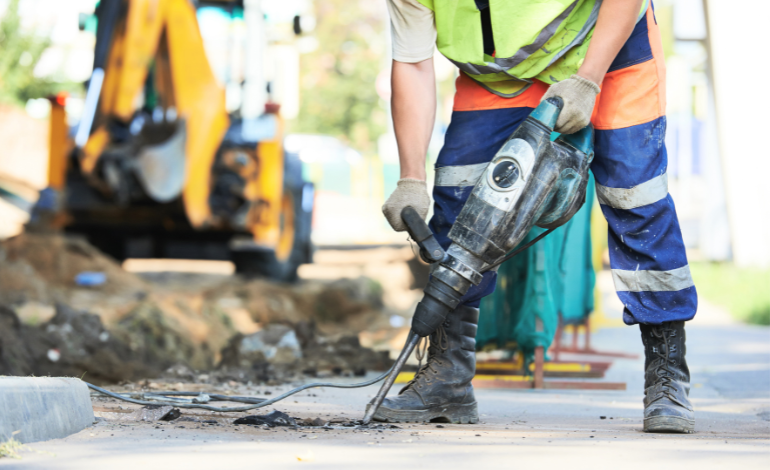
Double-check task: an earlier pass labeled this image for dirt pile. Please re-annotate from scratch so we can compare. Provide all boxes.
[218,321,391,383]
[0,233,396,383]
[0,233,146,304]
[0,304,157,383]
[0,295,392,384]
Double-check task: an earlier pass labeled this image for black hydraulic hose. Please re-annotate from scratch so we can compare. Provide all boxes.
[119,391,268,405]
[86,363,395,413]
[483,227,555,272]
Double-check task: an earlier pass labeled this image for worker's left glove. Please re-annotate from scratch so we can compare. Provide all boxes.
[541,74,600,134]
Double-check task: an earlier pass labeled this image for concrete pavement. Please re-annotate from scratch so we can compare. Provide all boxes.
[4,299,769,468]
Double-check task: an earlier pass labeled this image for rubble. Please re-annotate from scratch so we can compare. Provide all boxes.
[0,233,397,384]
[299,417,327,427]
[121,406,181,422]
[233,411,296,427]
[161,408,182,421]
[218,321,391,382]
[0,304,157,382]
[221,324,303,367]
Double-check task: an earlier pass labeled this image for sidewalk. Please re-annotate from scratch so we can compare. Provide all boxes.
[7,290,769,469]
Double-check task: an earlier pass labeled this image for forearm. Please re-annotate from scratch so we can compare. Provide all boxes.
[578,0,643,85]
[391,59,436,181]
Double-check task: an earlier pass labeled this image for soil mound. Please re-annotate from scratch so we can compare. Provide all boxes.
[0,304,157,383]
[0,234,396,384]
[0,233,145,304]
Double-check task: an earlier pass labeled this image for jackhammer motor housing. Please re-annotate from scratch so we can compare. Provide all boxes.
[412,97,595,337]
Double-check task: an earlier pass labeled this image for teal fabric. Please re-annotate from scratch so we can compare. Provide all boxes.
[559,175,596,325]
[478,174,595,358]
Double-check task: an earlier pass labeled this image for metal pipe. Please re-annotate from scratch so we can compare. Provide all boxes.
[362,331,420,425]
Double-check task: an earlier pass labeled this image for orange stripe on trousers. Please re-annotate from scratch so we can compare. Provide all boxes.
[453,74,547,111]
[591,4,666,130]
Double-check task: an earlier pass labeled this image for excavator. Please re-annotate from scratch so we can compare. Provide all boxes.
[40,0,313,281]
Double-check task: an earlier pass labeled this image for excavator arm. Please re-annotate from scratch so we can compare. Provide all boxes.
[77,0,230,227]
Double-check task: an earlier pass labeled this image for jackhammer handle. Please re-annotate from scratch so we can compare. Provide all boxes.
[401,206,432,241]
[529,96,563,131]
[401,207,446,263]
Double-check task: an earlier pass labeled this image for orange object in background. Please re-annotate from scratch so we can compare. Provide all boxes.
[46,94,70,191]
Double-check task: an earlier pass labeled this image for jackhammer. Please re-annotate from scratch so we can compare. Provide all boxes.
[86,97,594,423]
[362,97,594,424]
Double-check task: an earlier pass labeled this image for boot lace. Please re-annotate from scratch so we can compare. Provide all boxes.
[402,325,448,392]
[649,324,687,406]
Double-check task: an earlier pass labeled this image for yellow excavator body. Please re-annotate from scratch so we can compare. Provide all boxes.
[44,0,311,280]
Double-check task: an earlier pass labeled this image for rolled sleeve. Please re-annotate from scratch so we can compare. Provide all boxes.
[387,0,436,63]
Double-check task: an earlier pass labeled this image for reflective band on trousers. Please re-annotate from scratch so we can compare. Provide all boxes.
[612,265,695,293]
[435,163,489,187]
[595,172,668,210]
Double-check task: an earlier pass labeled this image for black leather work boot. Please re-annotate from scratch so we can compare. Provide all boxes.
[640,321,695,433]
[372,305,479,424]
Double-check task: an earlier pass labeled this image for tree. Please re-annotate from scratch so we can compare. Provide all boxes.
[292,0,388,154]
[0,0,57,106]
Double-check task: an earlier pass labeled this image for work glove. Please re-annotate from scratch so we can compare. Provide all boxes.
[541,74,601,134]
[382,178,430,232]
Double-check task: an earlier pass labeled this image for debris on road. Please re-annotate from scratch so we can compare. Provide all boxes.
[122,406,181,422]
[160,408,182,421]
[299,418,327,427]
[234,411,297,427]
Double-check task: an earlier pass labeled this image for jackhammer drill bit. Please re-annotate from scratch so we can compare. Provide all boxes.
[362,331,420,424]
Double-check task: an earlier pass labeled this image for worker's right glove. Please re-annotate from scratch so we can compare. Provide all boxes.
[382,178,430,232]
[541,74,600,134]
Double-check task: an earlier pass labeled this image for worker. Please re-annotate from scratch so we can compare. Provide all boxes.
[379,0,697,433]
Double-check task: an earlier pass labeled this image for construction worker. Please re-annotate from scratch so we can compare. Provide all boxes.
[379,0,697,433]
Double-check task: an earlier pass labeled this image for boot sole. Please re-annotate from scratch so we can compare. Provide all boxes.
[644,416,695,433]
[370,402,479,424]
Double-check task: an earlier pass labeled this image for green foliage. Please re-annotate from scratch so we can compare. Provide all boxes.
[293,0,387,154]
[0,435,24,459]
[0,0,57,106]
[690,262,770,325]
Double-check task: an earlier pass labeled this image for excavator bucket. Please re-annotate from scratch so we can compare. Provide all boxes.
[134,121,187,203]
